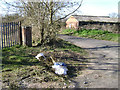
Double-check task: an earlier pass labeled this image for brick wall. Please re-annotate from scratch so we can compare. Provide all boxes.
[66,16,79,29]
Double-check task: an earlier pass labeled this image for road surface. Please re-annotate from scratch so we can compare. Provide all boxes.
[59,34,119,88]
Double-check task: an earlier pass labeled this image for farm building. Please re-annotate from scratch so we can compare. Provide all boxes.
[66,15,118,33]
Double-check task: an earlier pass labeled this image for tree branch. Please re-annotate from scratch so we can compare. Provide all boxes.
[3,0,23,8]
[55,0,83,22]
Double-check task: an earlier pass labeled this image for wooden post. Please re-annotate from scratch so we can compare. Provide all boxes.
[19,21,22,45]
[22,26,32,47]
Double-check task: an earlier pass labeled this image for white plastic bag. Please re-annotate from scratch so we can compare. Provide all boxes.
[35,53,68,75]
[35,53,46,60]
[52,62,68,75]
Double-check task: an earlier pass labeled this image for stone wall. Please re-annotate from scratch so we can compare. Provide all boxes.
[78,21,119,33]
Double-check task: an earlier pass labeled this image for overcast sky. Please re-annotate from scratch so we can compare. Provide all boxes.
[0,0,119,16]
[80,0,119,16]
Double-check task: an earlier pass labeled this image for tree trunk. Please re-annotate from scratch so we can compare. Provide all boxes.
[40,13,45,44]
[49,1,53,25]
[41,27,44,44]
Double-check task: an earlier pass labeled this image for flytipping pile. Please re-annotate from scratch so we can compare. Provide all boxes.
[35,53,68,75]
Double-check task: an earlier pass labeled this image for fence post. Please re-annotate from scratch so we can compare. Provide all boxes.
[22,26,32,47]
[19,21,22,45]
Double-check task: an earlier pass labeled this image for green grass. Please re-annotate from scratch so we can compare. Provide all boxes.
[2,39,88,88]
[2,40,87,70]
[51,39,87,55]
[60,29,75,35]
[61,29,119,42]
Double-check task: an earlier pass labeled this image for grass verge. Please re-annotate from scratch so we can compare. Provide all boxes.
[60,29,120,42]
[2,39,88,88]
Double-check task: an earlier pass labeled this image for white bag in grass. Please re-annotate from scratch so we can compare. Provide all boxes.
[52,62,68,75]
[35,53,46,60]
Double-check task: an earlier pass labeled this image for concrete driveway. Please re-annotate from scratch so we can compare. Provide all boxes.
[59,34,119,88]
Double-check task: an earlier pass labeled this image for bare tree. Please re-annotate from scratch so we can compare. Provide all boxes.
[109,12,118,18]
[2,0,83,45]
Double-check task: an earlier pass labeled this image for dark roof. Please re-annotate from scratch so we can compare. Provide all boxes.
[72,15,118,22]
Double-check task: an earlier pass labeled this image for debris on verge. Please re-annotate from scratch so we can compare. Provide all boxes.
[35,53,68,75]
[52,62,68,75]
[35,53,46,60]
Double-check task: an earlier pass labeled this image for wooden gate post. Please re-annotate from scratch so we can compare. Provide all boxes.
[19,22,22,45]
[22,26,32,47]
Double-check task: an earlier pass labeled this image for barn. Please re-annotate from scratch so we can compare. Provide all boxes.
[66,15,118,32]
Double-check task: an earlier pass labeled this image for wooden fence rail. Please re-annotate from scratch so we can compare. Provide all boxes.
[0,22,22,49]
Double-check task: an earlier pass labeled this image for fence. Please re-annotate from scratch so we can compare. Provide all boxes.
[0,22,22,49]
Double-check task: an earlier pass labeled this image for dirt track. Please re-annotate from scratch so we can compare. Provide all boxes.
[59,34,119,88]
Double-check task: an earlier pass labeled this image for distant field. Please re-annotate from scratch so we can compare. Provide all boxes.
[60,29,120,42]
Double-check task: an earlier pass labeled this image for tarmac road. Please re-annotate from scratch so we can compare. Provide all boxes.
[59,34,119,88]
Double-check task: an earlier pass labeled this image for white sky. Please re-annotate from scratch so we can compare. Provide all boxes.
[80,0,119,16]
[0,0,119,16]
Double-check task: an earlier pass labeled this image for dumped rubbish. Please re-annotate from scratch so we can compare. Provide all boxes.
[84,82,88,84]
[52,62,68,75]
[35,53,46,60]
[35,53,68,75]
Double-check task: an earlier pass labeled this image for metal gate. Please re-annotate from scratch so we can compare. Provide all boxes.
[0,22,21,49]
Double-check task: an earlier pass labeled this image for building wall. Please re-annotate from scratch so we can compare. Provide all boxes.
[66,16,119,33]
[66,16,79,29]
